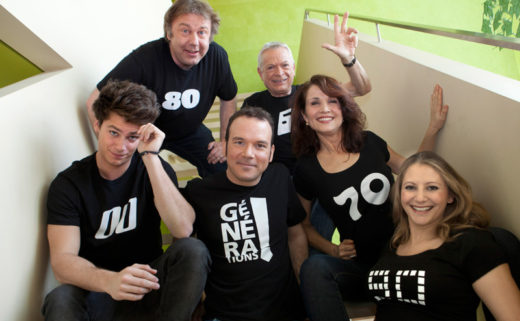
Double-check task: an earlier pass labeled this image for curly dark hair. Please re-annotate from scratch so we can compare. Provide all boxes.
[93,80,160,126]
[291,74,366,156]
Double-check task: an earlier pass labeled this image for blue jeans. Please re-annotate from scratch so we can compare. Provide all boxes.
[300,254,372,321]
[42,238,211,321]
[309,201,335,256]
[161,124,226,178]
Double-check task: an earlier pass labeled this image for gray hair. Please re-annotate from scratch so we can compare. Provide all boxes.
[257,42,294,69]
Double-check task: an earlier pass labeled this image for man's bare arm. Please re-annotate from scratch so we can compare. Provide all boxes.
[48,225,159,301]
[137,123,195,238]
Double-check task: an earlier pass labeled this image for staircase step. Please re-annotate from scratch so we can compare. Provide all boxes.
[161,92,251,185]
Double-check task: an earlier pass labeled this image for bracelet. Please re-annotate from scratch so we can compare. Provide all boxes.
[139,150,160,157]
[343,56,356,68]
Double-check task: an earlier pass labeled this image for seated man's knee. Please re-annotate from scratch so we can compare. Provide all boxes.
[42,284,87,316]
[166,237,211,267]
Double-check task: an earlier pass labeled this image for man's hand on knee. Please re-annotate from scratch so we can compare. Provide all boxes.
[107,263,160,301]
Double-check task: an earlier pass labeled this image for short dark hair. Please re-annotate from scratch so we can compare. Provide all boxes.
[226,107,275,144]
[163,0,220,41]
[93,80,160,126]
[291,74,366,156]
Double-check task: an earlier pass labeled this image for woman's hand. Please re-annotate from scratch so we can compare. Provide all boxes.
[429,84,449,133]
[322,12,358,64]
[333,239,357,260]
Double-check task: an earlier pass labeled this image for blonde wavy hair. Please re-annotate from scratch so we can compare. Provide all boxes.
[391,151,489,248]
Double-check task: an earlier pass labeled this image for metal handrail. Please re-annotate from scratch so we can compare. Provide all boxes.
[305,9,520,51]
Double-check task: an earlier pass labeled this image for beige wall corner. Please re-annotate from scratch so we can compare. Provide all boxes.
[296,19,520,237]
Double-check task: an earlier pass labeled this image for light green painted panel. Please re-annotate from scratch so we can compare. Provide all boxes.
[209,0,519,93]
[2,1,517,92]
[0,40,42,88]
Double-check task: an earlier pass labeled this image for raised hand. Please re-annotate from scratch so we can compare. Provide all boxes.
[321,12,359,64]
[137,123,165,154]
[429,84,449,133]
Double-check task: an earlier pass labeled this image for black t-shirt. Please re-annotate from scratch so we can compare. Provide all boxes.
[293,131,394,264]
[369,228,506,321]
[242,85,298,173]
[97,39,237,139]
[183,163,305,321]
[47,153,178,271]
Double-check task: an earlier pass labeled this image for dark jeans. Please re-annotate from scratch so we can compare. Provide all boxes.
[161,124,226,178]
[309,201,335,256]
[42,238,211,321]
[300,254,372,321]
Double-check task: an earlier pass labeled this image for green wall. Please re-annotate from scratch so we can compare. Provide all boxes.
[0,40,41,88]
[210,0,520,94]
[2,1,518,91]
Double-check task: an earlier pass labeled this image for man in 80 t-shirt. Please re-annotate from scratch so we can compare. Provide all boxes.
[43,80,210,321]
[86,0,237,178]
[183,107,308,321]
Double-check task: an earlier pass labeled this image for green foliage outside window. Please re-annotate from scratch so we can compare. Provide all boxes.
[482,0,520,38]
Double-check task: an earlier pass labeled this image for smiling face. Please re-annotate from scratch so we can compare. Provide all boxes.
[400,163,454,232]
[302,85,344,138]
[167,13,211,70]
[225,116,274,186]
[258,47,295,97]
[95,112,141,180]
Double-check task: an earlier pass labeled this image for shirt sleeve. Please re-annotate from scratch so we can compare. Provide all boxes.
[97,48,145,90]
[159,156,178,187]
[366,131,390,162]
[214,43,238,101]
[180,179,199,207]
[46,175,81,226]
[457,228,507,283]
[292,157,316,201]
[286,178,306,227]
[181,178,204,231]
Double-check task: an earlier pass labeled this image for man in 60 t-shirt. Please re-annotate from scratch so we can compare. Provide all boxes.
[243,12,371,173]
[87,0,237,178]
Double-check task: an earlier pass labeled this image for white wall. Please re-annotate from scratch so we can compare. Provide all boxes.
[296,19,520,237]
[2,4,518,320]
[0,1,171,320]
